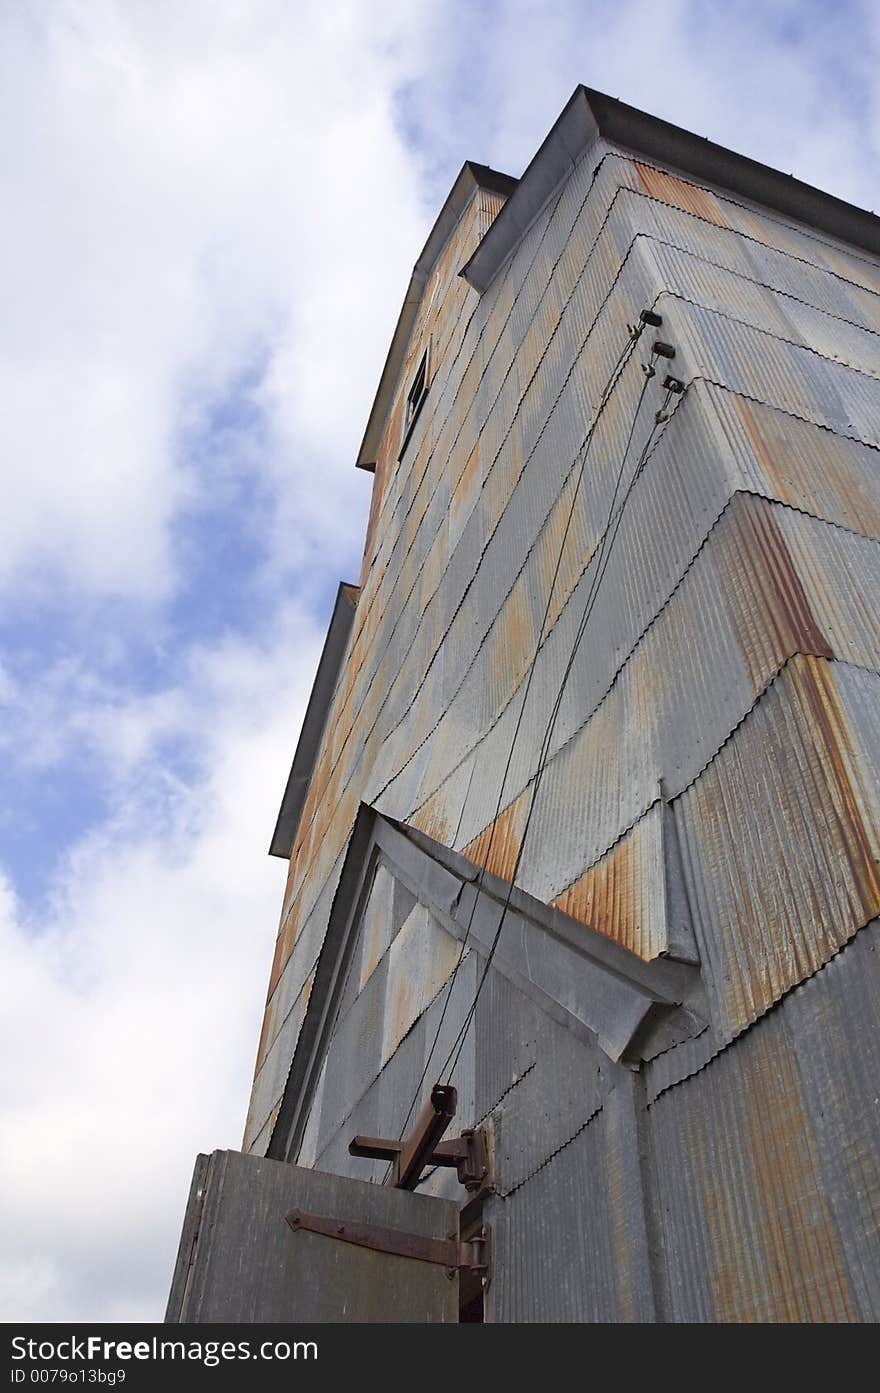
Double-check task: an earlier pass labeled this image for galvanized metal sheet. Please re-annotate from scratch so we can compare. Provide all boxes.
[473,964,542,1121]
[648,921,880,1320]
[486,1077,655,1322]
[642,237,880,379]
[245,106,880,1264]
[312,952,478,1183]
[675,655,880,1042]
[490,1008,608,1194]
[168,1150,459,1323]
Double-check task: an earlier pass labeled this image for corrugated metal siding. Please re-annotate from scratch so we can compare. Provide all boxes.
[676,656,880,1041]
[453,493,880,941]
[473,966,542,1121]
[487,1076,655,1323]
[310,953,478,1184]
[240,118,880,1325]
[553,802,668,960]
[649,918,880,1321]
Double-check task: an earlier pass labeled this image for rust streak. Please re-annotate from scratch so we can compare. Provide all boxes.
[633,163,729,228]
[463,795,528,883]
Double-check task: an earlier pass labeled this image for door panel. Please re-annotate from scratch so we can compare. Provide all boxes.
[167,1150,460,1323]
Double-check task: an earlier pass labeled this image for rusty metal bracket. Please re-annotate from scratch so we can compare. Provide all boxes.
[349,1123,491,1194]
[285,1209,491,1280]
[347,1083,492,1196]
[346,1084,457,1189]
[432,1127,491,1193]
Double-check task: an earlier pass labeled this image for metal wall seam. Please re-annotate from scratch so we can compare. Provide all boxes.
[642,238,880,377]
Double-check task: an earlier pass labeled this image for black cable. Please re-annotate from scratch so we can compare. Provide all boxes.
[387,319,652,1159]
[440,378,677,1082]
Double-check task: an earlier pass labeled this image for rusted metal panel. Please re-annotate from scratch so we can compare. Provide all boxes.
[668,296,880,446]
[675,655,880,1042]
[633,161,731,228]
[774,508,880,671]
[454,489,868,918]
[647,924,880,1322]
[462,794,527,884]
[553,803,668,961]
[707,381,880,540]
[610,150,880,298]
[612,189,880,333]
[651,1040,858,1320]
[241,109,880,1335]
[291,141,880,930]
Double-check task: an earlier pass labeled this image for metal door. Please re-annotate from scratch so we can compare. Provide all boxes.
[166,1149,461,1323]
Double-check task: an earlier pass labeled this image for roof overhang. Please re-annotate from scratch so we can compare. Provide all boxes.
[355,161,517,472]
[267,804,706,1161]
[461,84,880,293]
[269,582,359,860]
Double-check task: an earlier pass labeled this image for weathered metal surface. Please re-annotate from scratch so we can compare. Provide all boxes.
[453,489,880,937]
[485,1078,656,1323]
[675,655,880,1042]
[707,381,880,540]
[553,802,670,961]
[668,296,880,446]
[641,238,880,379]
[311,956,478,1187]
[473,963,542,1121]
[648,919,880,1321]
[228,99,880,1334]
[167,1151,459,1323]
[490,1004,609,1195]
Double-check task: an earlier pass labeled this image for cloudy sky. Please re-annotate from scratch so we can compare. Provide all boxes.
[1,0,879,1324]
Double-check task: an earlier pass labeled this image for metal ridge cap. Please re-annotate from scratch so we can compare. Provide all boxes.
[355,160,517,472]
[462,84,880,294]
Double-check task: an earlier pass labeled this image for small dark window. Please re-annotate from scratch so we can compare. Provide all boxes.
[399,347,430,458]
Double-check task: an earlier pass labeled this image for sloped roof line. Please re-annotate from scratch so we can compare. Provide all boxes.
[461,85,880,294]
[266,805,705,1161]
[355,161,517,472]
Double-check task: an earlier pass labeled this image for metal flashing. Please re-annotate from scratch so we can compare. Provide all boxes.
[462,86,880,293]
[267,804,705,1163]
[269,582,359,859]
[356,161,517,471]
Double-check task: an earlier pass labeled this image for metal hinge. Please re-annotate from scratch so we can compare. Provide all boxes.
[285,1209,491,1282]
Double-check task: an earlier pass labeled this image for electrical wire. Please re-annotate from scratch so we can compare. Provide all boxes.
[389,315,664,1157]
[439,376,678,1084]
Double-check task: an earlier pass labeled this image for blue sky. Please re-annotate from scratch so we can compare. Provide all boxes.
[1,0,879,1323]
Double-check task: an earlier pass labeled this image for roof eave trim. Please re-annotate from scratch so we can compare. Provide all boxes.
[462,84,880,294]
[268,583,359,859]
[355,161,517,472]
[461,86,600,293]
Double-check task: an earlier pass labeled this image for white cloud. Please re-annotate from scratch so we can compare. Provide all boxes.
[0,0,430,605]
[0,603,323,1321]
